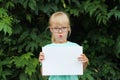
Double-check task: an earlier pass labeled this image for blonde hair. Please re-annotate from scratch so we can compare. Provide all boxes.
[49,11,71,42]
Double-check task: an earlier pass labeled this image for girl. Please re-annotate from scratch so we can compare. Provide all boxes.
[39,11,88,80]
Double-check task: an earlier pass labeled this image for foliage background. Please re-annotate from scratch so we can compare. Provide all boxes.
[0,0,120,80]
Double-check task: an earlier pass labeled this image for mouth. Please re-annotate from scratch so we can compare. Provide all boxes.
[59,35,63,38]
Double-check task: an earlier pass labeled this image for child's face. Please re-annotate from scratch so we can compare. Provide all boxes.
[50,24,70,43]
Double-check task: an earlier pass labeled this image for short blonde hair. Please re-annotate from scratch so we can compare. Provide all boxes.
[49,11,71,42]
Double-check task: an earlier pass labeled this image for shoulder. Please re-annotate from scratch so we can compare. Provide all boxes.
[66,41,81,47]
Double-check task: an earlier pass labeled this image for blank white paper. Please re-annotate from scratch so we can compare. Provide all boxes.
[42,46,83,76]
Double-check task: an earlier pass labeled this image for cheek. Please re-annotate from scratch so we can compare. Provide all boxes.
[62,32,69,37]
[65,31,69,35]
[52,32,58,37]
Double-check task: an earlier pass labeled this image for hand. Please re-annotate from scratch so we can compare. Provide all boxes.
[78,54,89,64]
[78,54,89,70]
[39,52,45,63]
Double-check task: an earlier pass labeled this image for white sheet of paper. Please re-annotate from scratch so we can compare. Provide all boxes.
[42,46,83,76]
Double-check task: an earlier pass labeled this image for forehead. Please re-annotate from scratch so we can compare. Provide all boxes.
[50,17,69,28]
[51,23,68,28]
[50,19,68,27]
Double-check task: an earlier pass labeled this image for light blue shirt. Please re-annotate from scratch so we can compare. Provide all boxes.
[44,41,80,47]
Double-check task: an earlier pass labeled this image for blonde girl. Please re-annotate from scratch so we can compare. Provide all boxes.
[39,11,88,80]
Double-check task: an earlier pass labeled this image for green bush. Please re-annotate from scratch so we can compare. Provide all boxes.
[0,0,120,80]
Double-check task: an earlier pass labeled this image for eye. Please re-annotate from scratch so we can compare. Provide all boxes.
[62,27,67,29]
[53,27,59,30]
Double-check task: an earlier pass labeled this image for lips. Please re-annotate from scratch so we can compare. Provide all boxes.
[59,35,63,37]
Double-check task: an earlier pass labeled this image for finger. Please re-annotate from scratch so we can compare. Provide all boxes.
[39,57,44,63]
[82,57,89,63]
[39,52,44,56]
[77,54,83,61]
[39,53,44,59]
[81,54,86,57]
[39,53,45,62]
[78,55,89,63]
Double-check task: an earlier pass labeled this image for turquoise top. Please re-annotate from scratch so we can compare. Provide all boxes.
[44,41,80,47]
[44,41,80,80]
[49,75,78,80]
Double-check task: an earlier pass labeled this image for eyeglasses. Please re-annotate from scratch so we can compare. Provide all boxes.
[51,27,68,33]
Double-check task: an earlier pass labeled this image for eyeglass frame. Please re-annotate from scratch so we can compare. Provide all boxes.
[50,26,69,33]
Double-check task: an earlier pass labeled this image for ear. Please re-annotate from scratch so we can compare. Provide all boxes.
[68,27,70,31]
[49,26,53,32]
[68,27,71,37]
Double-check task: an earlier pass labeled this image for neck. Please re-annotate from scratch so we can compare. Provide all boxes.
[54,40,67,44]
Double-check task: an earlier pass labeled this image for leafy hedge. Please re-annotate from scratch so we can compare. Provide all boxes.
[0,0,120,80]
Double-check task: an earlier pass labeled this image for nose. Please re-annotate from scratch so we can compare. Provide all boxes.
[58,29,62,33]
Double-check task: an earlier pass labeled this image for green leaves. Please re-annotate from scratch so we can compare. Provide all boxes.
[12,52,34,68]
[11,52,39,76]
[25,58,38,76]
[79,69,95,80]
[5,1,15,9]
[28,0,37,11]
[0,8,13,36]
[108,7,120,20]
[17,28,50,53]
[0,56,12,80]
[82,1,108,25]
[115,35,120,58]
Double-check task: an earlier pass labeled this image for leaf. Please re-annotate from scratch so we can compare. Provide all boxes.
[1,70,12,80]
[69,8,79,16]
[25,58,39,76]
[5,1,15,9]
[0,8,13,35]
[79,69,95,80]
[0,21,12,36]
[26,13,32,23]
[19,73,28,80]
[18,31,29,42]
[61,0,66,8]
[0,8,8,17]
[95,8,108,25]
[115,35,120,58]
[22,52,33,60]
[108,7,120,20]
[23,0,29,9]
[12,52,33,68]
[29,0,37,11]
[25,41,38,52]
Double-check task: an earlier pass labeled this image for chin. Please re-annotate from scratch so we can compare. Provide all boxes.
[59,40,66,43]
